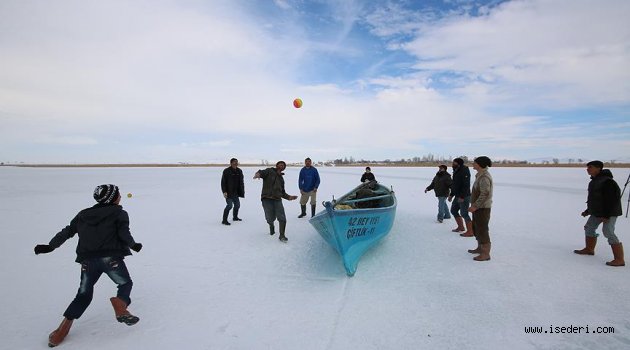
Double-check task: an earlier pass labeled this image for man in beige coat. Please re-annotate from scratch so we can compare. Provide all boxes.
[468,156,493,261]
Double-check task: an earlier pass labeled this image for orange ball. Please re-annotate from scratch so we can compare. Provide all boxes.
[293,98,303,108]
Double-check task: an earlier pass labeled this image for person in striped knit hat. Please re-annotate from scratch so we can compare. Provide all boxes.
[34,184,143,347]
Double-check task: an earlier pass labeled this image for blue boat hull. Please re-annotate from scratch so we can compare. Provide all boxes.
[308,183,396,276]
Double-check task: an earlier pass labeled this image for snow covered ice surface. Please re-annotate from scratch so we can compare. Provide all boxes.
[1,166,629,350]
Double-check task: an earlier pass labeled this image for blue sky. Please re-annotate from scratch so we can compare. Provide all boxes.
[1,0,628,164]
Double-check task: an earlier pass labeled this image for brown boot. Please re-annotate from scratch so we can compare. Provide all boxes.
[468,242,481,254]
[110,297,140,326]
[473,243,491,261]
[574,236,597,255]
[48,318,73,347]
[460,220,474,237]
[451,217,465,232]
[606,243,625,267]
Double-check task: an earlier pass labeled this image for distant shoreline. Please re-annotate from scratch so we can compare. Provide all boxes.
[3,163,630,168]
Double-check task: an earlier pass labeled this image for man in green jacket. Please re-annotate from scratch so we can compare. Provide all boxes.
[254,161,298,242]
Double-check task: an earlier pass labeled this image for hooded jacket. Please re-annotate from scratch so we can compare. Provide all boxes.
[451,165,471,198]
[586,169,622,218]
[48,204,137,262]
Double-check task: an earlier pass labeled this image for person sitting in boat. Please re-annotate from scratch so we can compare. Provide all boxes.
[360,167,376,183]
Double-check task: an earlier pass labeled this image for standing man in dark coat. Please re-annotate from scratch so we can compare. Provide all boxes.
[425,164,453,223]
[221,158,245,225]
[574,160,624,266]
[449,157,473,236]
[254,161,298,242]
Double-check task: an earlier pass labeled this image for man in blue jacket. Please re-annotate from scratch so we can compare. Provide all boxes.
[298,157,321,218]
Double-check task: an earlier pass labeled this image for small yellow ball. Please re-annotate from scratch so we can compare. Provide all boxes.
[127,193,133,198]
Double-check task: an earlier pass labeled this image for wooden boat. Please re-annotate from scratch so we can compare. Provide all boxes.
[308,181,397,276]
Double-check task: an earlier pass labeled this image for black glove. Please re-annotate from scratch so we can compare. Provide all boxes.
[34,244,54,255]
[131,243,143,252]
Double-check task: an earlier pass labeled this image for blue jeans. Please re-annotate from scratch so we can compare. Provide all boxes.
[584,215,620,245]
[224,197,241,218]
[63,257,133,320]
[437,197,451,220]
[450,195,471,222]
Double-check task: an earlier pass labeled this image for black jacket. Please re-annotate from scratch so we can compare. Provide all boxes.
[361,172,376,183]
[586,169,622,218]
[49,204,137,263]
[426,171,452,197]
[221,166,245,198]
[450,165,471,198]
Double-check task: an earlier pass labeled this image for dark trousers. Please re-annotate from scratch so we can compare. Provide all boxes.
[261,198,286,225]
[63,257,133,320]
[473,208,491,244]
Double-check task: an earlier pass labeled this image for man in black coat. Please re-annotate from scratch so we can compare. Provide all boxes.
[221,158,245,225]
[574,160,624,266]
[425,165,452,223]
[448,158,473,236]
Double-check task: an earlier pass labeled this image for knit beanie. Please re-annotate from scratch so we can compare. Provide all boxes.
[453,158,464,166]
[474,156,492,168]
[93,184,120,204]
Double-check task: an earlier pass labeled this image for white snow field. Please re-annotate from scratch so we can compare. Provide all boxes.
[1,165,629,350]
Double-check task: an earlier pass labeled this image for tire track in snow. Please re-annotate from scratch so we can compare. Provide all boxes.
[324,277,351,350]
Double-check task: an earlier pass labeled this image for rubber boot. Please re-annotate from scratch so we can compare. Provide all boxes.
[48,318,73,347]
[473,243,491,261]
[222,208,231,225]
[298,205,307,218]
[311,205,316,218]
[110,297,139,326]
[574,236,597,255]
[606,243,625,266]
[269,224,275,236]
[460,220,474,237]
[451,217,465,232]
[468,241,481,254]
[232,207,242,221]
[279,221,288,242]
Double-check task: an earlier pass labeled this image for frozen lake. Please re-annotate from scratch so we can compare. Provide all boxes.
[1,165,629,349]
